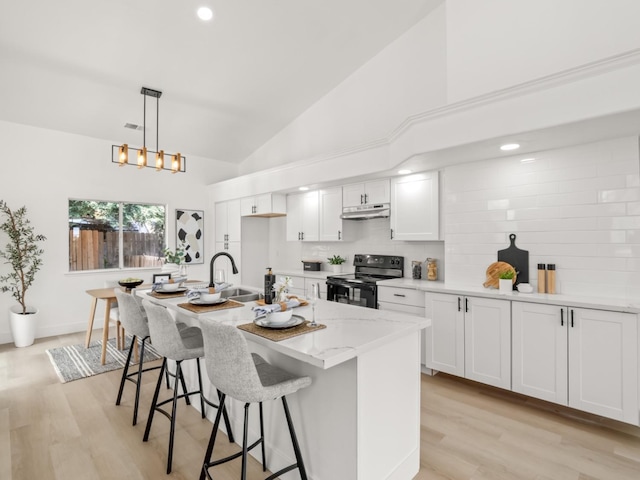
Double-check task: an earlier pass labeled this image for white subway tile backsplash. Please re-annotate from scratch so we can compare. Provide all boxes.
[444,137,640,298]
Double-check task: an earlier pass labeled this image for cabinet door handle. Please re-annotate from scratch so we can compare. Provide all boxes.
[570,309,574,328]
[560,308,564,326]
[465,298,469,313]
[457,297,461,312]
[393,293,406,297]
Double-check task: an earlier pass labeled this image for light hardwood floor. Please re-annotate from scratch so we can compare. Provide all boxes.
[2,331,640,479]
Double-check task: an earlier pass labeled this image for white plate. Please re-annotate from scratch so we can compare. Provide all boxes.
[155,286,187,294]
[189,298,228,306]
[254,314,305,329]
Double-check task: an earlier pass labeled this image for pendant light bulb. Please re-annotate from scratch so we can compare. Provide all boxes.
[155,150,164,171]
[171,153,181,173]
[137,147,147,169]
[118,144,129,166]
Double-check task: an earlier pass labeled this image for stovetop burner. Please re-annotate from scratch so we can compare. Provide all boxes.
[327,254,404,284]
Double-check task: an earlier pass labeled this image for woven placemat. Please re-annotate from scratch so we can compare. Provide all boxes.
[149,290,187,299]
[178,299,244,313]
[238,320,325,342]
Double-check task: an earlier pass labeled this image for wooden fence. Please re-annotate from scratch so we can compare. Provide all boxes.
[69,230,163,271]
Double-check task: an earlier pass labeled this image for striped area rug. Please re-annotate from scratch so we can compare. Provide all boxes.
[46,336,162,383]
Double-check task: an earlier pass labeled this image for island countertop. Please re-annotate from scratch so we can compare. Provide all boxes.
[138,288,429,370]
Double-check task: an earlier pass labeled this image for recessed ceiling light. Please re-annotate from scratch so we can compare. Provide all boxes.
[500,143,520,151]
[299,186,309,191]
[398,169,412,175]
[197,6,214,21]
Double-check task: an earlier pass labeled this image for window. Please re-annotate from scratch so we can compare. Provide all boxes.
[68,200,166,271]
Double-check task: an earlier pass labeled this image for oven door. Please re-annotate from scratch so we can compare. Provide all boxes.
[326,280,377,309]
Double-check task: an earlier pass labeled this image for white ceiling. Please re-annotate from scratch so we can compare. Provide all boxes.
[0,0,442,163]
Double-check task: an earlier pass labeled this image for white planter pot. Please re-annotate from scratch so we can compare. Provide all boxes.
[499,279,513,294]
[9,305,38,348]
[331,264,342,273]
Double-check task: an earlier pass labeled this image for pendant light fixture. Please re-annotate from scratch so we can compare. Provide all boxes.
[112,87,186,173]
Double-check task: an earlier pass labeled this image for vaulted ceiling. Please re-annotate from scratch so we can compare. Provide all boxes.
[0,0,443,163]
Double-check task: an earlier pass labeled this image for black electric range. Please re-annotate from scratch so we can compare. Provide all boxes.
[326,254,404,308]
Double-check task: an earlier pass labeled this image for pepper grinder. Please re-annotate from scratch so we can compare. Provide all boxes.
[537,264,546,293]
[546,264,556,294]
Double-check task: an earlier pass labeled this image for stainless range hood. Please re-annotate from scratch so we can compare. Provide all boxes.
[340,203,390,220]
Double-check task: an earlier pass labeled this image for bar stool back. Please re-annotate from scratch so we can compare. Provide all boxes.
[199,318,312,480]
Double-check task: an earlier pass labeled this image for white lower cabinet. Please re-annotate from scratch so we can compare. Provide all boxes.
[512,302,638,424]
[425,292,511,389]
[378,286,426,364]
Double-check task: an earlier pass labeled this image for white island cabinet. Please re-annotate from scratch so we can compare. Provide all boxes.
[512,301,638,424]
[140,290,428,480]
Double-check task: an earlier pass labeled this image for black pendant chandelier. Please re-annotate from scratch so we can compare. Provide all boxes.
[111,87,186,173]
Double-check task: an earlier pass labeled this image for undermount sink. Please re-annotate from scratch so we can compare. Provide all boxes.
[221,288,262,302]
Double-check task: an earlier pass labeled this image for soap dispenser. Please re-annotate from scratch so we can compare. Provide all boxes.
[264,267,276,304]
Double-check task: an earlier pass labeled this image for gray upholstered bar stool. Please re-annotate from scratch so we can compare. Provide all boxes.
[141,299,234,474]
[199,319,312,480]
[113,289,164,426]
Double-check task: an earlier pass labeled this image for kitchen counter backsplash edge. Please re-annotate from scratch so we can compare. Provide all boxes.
[378,278,640,314]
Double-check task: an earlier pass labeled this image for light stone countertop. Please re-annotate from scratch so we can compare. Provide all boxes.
[139,287,429,369]
[378,278,640,314]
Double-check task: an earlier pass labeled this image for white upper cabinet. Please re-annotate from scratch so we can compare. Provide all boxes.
[286,191,319,242]
[390,171,439,241]
[214,199,241,243]
[318,187,343,242]
[240,193,286,217]
[342,179,390,207]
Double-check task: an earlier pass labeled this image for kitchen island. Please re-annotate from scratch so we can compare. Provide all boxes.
[139,288,428,480]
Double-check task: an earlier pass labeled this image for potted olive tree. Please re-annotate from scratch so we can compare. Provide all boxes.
[0,201,46,347]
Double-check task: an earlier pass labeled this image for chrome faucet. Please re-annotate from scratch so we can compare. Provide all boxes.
[209,252,239,287]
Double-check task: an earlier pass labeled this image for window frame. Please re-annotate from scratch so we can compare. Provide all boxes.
[68,198,167,273]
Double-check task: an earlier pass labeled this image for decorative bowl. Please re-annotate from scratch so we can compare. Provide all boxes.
[118,278,144,290]
[265,309,293,325]
[200,292,221,302]
[159,282,181,292]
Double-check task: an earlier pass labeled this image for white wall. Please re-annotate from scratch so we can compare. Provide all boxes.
[446,0,640,103]
[0,120,237,345]
[443,136,640,299]
[238,3,447,175]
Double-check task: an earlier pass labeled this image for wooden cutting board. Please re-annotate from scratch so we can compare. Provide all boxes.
[497,234,529,287]
[483,261,516,288]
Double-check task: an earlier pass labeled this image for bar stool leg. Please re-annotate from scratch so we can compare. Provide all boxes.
[196,358,206,418]
[166,360,183,474]
[200,394,226,480]
[282,396,308,480]
[241,403,250,480]
[144,358,167,442]
[116,334,136,407]
[259,402,266,471]
[132,336,148,426]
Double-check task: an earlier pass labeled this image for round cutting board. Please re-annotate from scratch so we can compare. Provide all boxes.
[483,261,516,288]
